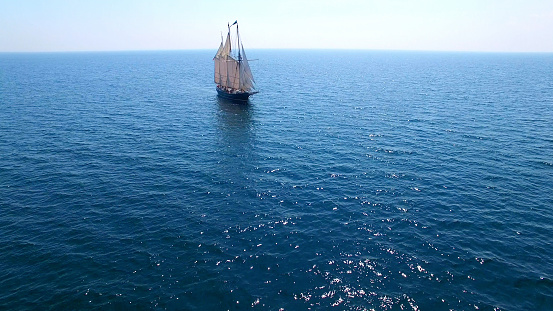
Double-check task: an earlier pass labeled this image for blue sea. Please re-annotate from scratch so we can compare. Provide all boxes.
[1,50,552,310]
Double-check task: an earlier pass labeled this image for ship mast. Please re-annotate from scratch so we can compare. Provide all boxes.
[237,23,241,62]
[227,21,240,90]
[225,22,230,89]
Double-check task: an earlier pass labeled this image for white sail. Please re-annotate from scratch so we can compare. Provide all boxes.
[239,44,255,91]
[227,58,240,89]
[214,41,224,58]
[222,32,232,56]
[214,42,224,84]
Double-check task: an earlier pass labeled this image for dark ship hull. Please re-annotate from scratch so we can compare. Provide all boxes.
[216,87,256,102]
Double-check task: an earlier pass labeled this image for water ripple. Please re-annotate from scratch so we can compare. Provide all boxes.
[1,51,552,310]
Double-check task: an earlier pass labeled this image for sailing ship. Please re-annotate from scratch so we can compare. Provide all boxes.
[213,21,257,101]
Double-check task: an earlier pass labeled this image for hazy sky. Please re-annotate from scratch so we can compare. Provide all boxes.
[1,0,552,52]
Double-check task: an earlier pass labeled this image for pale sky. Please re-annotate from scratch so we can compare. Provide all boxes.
[1,0,552,52]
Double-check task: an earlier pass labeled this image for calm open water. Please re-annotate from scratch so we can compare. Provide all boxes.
[1,50,552,310]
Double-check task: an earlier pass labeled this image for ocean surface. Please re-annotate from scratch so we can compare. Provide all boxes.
[1,50,552,310]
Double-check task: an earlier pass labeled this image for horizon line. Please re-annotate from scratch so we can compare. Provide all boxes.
[2,48,553,54]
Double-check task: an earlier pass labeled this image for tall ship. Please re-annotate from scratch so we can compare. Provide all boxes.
[213,21,257,101]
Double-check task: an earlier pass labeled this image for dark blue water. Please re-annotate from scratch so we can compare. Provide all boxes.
[1,50,552,310]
